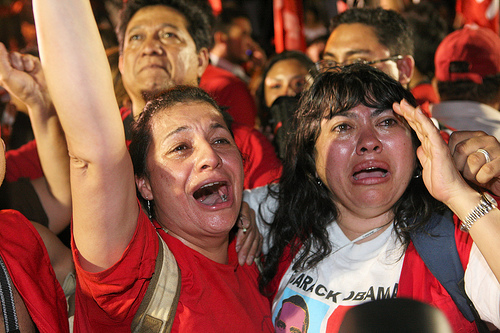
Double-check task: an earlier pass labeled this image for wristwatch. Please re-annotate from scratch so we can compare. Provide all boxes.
[460,192,498,232]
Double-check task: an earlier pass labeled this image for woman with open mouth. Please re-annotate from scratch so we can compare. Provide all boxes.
[245,65,500,332]
[32,0,274,331]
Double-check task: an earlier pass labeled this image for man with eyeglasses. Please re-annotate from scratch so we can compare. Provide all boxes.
[317,7,415,89]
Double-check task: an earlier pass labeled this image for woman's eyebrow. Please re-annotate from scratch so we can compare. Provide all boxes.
[332,108,390,118]
[332,110,355,118]
[210,122,227,131]
[165,126,189,139]
[371,108,391,117]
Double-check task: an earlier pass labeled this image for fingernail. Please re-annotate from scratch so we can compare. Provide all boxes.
[235,245,241,252]
[401,99,409,107]
[239,256,246,266]
[247,256,254,265]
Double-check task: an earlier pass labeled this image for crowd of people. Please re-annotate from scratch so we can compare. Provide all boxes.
[0,0,499,332]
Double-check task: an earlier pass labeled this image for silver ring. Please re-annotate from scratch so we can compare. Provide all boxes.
[477,148,491,163]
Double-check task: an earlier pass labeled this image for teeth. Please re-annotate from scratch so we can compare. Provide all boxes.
[201,181,220,189]
[353,167,388,180]
[193,181,229,206]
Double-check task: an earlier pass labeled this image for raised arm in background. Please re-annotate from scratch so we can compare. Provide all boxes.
[0,43,71,234]
[33,0,138,272]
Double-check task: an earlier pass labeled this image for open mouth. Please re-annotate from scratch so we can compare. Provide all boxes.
[193,181,229,206]
[353,167,388,180]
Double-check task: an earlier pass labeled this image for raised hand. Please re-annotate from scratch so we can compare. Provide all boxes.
[0,43,52,112]
[0,42,70,234]
[393,99,471,206]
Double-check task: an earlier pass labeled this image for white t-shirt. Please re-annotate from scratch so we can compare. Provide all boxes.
[243,185,500,331]
[431,101,500,141]
[273,222,404,332]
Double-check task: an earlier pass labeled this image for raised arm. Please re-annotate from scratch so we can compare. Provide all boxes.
[394,100,500,282]
[33,0,139,272]
[0,43,71,234]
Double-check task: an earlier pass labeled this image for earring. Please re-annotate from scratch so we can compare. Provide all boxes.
[413,168,422,179]
[316,178,323,186]
[147,200,152,220]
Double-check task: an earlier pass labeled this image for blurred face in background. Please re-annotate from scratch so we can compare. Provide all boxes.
[264,58,312,107]
[225,17,254,64]
[119,6,206,102]
[323,23,403,83]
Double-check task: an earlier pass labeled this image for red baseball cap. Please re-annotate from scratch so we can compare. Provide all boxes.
[435,24,500,84]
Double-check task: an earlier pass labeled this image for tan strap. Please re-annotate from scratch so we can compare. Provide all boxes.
[131,234,181,333]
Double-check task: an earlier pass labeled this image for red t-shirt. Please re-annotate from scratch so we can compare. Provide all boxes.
[411,82,440,106]
[72,207,274,332]
[5,140,42,182]
[232,123,282,189]
[200,64,257,128]
[0,210,69,333]
[398,223,476,332]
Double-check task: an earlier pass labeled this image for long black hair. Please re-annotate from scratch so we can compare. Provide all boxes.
[260,64,445,292]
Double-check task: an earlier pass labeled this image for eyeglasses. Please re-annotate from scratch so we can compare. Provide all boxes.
[315,55,403,72]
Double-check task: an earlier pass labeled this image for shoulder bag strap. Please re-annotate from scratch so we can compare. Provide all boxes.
[131,234,181,333]
[0,256,20,333]
[410,211,489,332]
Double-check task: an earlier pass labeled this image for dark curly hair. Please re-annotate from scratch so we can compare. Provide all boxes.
[116,0,214,53]
[260,64,445,292]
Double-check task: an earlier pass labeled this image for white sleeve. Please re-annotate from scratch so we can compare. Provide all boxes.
[242,184,279,254]
[464,243,500,329]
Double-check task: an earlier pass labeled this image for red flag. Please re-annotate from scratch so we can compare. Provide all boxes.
[456,0,499,34]
[273,0,307,53]
[208,0,222,17]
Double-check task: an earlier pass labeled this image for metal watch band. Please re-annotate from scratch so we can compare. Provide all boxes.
[460,192,498,232]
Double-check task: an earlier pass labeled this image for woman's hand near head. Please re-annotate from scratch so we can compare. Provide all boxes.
[395,100,500,282]
[449,131,500,196]
[393,100,472,206]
